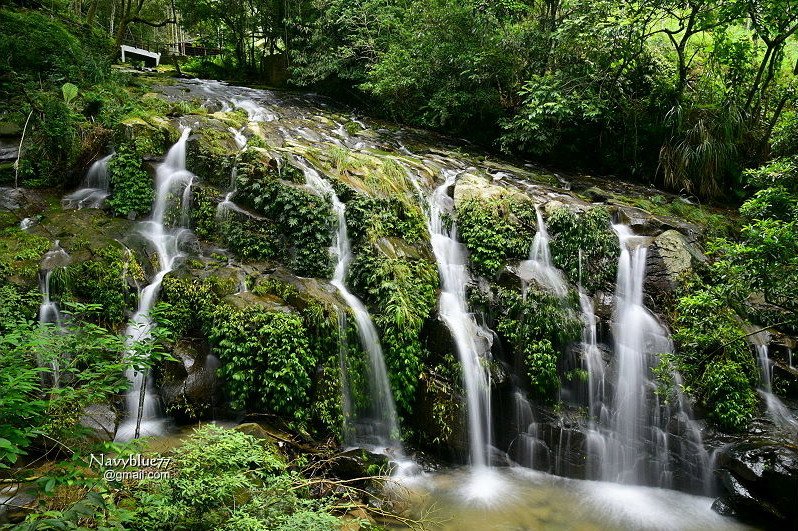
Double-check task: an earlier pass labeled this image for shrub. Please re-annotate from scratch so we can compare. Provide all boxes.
[349,247,438,418]
[134,424,286,530]
[546,206,618,293]
[209,307,315,420]
[107,143,153,218]
[455,197,535,277]
[524,339,560,400]
[0,9,111,87]
[68,245,142,325]
[701,360,757,431]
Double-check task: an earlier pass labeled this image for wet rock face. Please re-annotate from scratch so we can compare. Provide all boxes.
[79,403,119,442]
[713,441,798,526]
[159,340,222,422]
[645,229,706,310]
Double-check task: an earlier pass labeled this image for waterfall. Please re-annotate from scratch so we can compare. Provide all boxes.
[116,128,195,441]
[517,206,567,297]
[602,225,669,482]
[427,169,494,470]
[216,128,264,221]
[63,153,113,209]
[751,336,798,432]
[580,291,606,425]
[294,156,400,451]
[578,224,712,491]
[37,241,71,388]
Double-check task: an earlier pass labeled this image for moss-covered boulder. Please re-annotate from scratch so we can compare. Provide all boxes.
[114,115,178,159]
[452,174,537,278]
[646,229,708,304]
[185,119,241,187]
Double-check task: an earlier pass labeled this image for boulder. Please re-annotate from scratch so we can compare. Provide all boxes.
[713,441,798,527]
[646,229,707,307]
[159,340,221,422]
[115,115,177,158]
[185,119,240,188]
[79,403,119,442]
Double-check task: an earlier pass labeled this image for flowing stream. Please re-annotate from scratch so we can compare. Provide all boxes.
[294,156,401,451]
[116,128,195,441]
[420,168,505,499]
[63,152,113,209]
[37,241,71,387]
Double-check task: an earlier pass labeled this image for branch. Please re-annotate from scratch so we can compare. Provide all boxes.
[14,110,33,189]
[127,17,176,28]
[701,320,797,362]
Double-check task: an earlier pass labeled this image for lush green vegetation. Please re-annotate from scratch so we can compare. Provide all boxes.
[1,0,797,528]
[670,158,798,430]
[284,0,798,200]
[0,306,167,469]
[546,206,618,293]
[9,425,348,531]
[455,194,536,277]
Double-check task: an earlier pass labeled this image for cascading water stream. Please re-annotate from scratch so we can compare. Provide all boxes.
[117,128,196,441]
[602,225,674,484]
[580,291,606,425]
[751,334,798,431]
[63,153,113,209]
[37,241,71,387]
[294,156,400,451]
[517,206,567,297]
[576,224,712,492]
[427,169,494,471]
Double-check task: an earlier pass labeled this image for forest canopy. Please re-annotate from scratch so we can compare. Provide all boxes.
[7,0,796,200]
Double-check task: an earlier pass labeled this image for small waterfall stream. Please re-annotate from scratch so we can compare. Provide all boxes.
[117,128,196,441]
[37,241,70,326]
[63,153,113,209]
[295,156,400,451]
[517,206,567,297]
[751,336,798,431]
[580,291,606,425]
[37,241,71,388]
[427,169,494,473]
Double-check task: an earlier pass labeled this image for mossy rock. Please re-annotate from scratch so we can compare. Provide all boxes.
[0,227,52,285]
[234,422,286,464]
[114,116,178,157]
[185,120,241,187]
[453,171,530,207]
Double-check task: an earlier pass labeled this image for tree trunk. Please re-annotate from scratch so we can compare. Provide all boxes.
[134,368,148,439]
[86,0,99,26]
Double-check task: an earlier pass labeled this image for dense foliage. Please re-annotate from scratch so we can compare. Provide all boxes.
[546,206,619,293]
[281,0,798,199]
[234,159,334,277]
[455,194,536,277]
[671,157,798,430]
[0,307,166,469]
[1,2,797,528]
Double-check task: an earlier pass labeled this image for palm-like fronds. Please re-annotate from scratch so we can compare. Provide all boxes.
[659,103,743,198]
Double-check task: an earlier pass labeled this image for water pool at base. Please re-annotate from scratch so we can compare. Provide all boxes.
[391,468,753,531]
